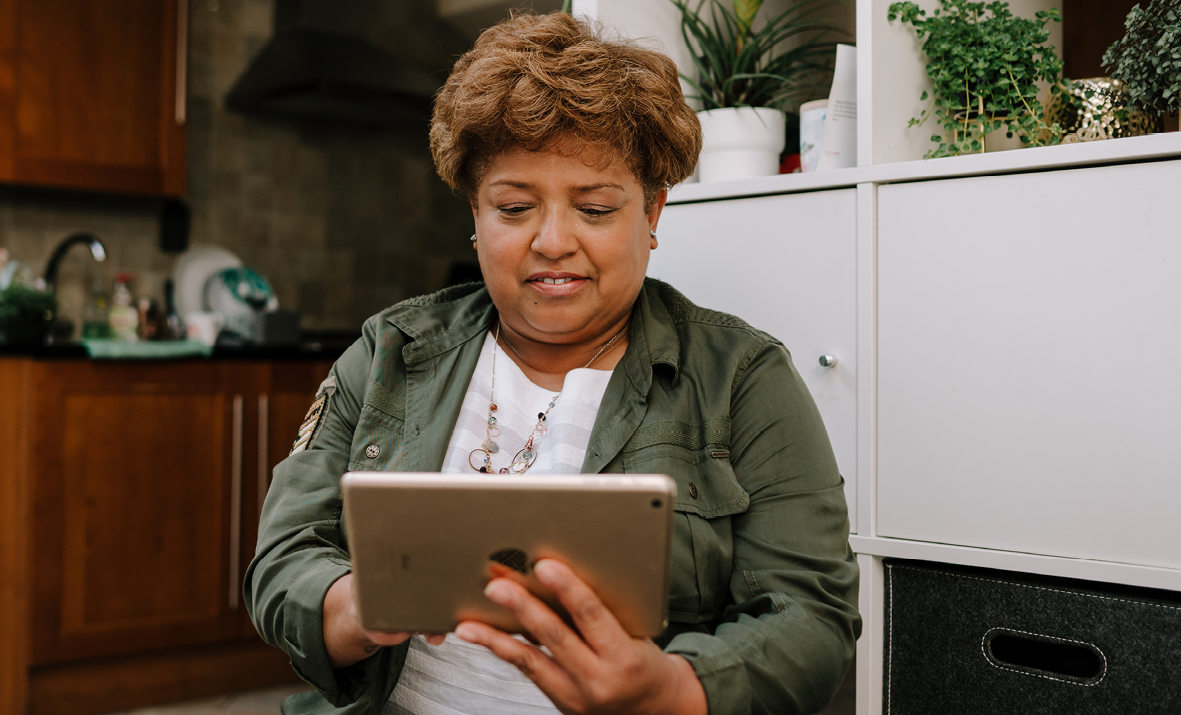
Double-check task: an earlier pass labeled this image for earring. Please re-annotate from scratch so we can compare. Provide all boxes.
[649,230,657,240]
[470,234,477,242]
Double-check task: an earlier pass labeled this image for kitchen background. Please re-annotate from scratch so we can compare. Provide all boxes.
[0,2,864,714]
[1,0,491,336]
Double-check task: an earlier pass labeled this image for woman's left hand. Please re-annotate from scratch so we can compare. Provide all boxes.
[454,559,707,715]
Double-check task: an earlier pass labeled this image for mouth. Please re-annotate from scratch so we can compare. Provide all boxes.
[526,272,587,296]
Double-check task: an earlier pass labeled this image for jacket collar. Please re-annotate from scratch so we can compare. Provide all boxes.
[385,284,495,364]
[622,279,681,392]
[383,278,682,381]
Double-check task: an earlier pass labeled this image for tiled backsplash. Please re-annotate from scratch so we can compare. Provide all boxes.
[0,0,476,334]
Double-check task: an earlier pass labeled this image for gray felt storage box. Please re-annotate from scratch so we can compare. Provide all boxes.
[883,559,1181,714]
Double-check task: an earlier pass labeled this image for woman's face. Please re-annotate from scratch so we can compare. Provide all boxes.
[472,141,666,346]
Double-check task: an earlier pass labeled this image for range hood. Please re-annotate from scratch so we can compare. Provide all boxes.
[226,0,440,126]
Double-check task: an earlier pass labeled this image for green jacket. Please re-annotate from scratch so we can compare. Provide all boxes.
[245,278,860,715]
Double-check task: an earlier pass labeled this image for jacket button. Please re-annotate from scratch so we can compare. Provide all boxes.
[688,483,698,499]
[365,444,380,459]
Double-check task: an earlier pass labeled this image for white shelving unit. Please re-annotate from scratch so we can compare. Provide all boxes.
[576,2,1181,714]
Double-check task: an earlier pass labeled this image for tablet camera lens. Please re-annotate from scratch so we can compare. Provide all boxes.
[651,499,662,508]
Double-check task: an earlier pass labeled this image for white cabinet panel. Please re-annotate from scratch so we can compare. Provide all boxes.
[649,191,859,528]
[877,160,1181,569]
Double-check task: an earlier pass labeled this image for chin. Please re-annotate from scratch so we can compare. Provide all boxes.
[518,308,593,341]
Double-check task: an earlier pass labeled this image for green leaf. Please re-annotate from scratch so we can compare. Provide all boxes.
[734,0,764,35]
[672,0,846,110]
[890,0,1072,155]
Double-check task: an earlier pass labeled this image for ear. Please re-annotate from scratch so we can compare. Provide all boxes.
[647,188,668,249]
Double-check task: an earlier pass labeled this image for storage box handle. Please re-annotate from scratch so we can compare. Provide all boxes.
[983,627,1106,686]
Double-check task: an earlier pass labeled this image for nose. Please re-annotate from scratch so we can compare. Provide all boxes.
[530,210,578,260]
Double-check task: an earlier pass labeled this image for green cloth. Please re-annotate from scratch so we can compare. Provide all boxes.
[245,279,861,715]
[81,338,212,360]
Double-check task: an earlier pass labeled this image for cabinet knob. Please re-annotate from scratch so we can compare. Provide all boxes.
[819,355,837,368]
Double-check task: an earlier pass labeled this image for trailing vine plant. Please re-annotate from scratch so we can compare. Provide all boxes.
[888,0,1064,157]
[1102,0,1181,120]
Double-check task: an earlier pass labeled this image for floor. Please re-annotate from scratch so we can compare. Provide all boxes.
[105,665,856,715]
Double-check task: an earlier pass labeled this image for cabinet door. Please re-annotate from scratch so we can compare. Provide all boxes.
[648,190,859,528]
[31,361,263,664]
[0,0,186,195]
[876,160,1181,569]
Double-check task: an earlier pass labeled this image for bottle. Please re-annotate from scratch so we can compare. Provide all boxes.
[162,278,185,341]
[107,273,139,341]
[81,277,112,339]
[137,298,161,341]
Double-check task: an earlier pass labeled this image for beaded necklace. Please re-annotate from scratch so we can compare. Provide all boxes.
[468,323,622,474]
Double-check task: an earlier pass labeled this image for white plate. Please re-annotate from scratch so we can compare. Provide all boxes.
[171,245,242,318]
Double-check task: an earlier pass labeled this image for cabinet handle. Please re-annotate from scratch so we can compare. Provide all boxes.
[258,393,269,519]
[819,354,838,368]
[175,0,189,125]
[229,394,243,611]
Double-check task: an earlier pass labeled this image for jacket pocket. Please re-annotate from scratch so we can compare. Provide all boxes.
[621,423,748,624]
[348,403,407,472]
[619,418,747,515]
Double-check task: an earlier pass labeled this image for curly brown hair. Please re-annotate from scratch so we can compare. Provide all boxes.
[430,12,702,206]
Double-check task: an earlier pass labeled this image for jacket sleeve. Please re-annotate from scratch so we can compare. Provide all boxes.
[243,318,405,707]
[664,340,861,715]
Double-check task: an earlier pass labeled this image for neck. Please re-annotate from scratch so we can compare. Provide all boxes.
[496,317,631,391]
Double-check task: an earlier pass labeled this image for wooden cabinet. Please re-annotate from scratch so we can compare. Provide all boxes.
[0,356,333,715]
[649,190,860,529]
[31,362,258,663]
[0,0,187,196]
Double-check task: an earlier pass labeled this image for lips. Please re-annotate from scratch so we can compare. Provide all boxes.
[526,271,587,297]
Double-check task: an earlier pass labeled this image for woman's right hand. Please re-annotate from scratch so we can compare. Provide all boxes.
[323,573,446,669]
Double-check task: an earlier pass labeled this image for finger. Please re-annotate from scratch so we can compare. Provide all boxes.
[423,633,447,645]
[483,578,598,675]
[533,559,628,653]
[454,620,582,707]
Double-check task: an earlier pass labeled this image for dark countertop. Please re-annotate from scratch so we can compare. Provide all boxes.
[0,334,357,361]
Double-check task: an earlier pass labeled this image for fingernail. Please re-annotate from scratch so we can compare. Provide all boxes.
[484,580,508,602]
[533,559,558,585]
[455,624,478,642]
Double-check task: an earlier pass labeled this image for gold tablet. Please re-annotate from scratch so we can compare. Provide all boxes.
[340,472,676,637]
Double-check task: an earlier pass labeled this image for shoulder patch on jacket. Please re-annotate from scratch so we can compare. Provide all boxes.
[290,376,336,455]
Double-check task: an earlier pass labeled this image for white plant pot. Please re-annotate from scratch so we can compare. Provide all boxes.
[697,107,786,183]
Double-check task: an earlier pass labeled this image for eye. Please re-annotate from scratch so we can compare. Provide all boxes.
[581,206,617,217]
[497,205,531,216]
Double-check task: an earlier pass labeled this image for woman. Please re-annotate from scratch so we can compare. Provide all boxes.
[245,12,859,715]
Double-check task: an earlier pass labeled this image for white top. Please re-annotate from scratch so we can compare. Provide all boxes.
[387,332,613,715]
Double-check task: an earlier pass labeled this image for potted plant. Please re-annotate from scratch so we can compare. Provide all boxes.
[1102,0,1181,128]
[888,0,1064,158]
[671,0,845,182]
[0,284,57,347]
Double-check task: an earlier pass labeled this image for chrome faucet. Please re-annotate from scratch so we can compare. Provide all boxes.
[43,232,107,292]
